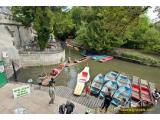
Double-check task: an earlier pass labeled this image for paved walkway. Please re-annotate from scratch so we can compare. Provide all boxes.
[0,83,86,114]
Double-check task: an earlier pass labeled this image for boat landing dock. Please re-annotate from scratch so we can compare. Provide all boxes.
[55,86,103,109]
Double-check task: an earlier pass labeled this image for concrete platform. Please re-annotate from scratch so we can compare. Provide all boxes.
[0,83,86,114]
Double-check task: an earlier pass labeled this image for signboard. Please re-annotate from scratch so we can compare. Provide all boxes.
[0,65,4,73]
[2,51,9,58]
[12,85,31,99]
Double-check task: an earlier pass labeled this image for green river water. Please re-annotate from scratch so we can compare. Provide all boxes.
[11,47,160,89]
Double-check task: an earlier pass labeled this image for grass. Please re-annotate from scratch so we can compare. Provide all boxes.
[114,48,160,67]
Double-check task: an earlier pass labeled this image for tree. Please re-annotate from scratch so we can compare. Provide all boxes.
[11,7,53,51]
[33,7,53,50]
[123,15,151,49]
[74,7,149,51]
[51,9,74,41]
[11,7,35,27]
[143,27,160,53]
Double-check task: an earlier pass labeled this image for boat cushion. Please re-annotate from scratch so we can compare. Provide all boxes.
[82,72,88,78]
[132,84,140,92]
[141,79,148,85]
[141,94,151,103]
[91,82,102,89]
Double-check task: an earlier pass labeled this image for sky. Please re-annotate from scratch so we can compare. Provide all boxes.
[147,6,159,22]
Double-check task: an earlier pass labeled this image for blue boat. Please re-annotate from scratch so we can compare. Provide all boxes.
[116,74,131,87]
[99,80,118,98]
[90,74,105,95]
[111,86,132,107]
[104,71,119,81]
[80,50,98,57]
[92,55,107,61]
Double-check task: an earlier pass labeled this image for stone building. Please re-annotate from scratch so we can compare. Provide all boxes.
[0,7,65,67]
[0,7,34,62]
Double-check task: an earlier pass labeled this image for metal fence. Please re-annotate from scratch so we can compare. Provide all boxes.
[19,41,65,54]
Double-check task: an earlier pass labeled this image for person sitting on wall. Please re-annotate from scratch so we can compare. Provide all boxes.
[152,89,160,103]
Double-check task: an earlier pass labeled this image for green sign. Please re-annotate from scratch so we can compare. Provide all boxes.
[0,61,7,88]
[12,85,31,99]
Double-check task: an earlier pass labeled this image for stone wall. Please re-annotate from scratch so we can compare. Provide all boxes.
[0,10,65,67]
[19,50,65,67]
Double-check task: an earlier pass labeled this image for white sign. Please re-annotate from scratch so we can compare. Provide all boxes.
[0,65,4,73]
[12,85,31,99]
[27,79,33,83]
[2,51,8,58]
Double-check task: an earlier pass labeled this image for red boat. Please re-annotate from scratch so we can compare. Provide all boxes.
[131,76,141,100]
[140,79,153,104]
[99,56,113,62]
[131,77,154,107]
[42,62,66,86]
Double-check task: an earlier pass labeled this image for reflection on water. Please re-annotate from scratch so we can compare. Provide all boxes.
[66,66,78,88]
[10,47,160,89]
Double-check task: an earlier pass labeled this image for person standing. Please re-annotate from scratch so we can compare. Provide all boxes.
[84,83,91,97]
[48,82,55,105]
[49,77,55,86]
[100,90,112,113]
[37,75,43,89]
[65,101,75,114]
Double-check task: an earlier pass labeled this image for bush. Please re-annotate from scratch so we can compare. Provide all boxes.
[119,51,160,66]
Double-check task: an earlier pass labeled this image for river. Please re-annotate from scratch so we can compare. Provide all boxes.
[10,47,160,89]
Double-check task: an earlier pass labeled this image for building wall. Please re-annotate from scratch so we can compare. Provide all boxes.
[19,50,65,67]
[0,10,65,67]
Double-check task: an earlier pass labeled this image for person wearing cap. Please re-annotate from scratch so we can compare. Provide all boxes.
[100,89,112,112]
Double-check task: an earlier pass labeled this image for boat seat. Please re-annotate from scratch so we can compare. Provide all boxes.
[82,72,88,78]
[141,79,148,85]
[132,94,140,100]
[132,87,140,92]
[141,86,149,93]
[141,95,152,103]
[141,90,149,95]
[132,84,140,92]
[91,82,102,89]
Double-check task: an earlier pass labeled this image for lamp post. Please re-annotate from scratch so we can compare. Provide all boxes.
[27,79,33,88]
[11,60,17,81]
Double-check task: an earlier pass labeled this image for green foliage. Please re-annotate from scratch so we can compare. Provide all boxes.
[12,6,160,55]
[11,7,35,27]
[33,7,53,50]
[124,15,151,49]
[11,7,54,51]
[143,27,160,53]
[52,10,74,41]
[118,51,160,66]
[73,7,147,51]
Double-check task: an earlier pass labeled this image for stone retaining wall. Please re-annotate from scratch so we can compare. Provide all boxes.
[19,50,65,67]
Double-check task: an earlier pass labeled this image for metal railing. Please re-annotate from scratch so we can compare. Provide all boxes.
[18,42,65,54]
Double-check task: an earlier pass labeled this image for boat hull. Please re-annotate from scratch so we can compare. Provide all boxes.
[92,55,107,61]
[99,80,118,98]
[42,62,66,86]
[91,73,104,95]
[74,66,90,96]
[111,86,132,107]
[99,56,113,62]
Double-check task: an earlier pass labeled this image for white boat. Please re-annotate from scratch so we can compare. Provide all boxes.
[74,66,90,95]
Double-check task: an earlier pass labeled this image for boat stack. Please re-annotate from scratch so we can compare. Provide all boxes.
[90,70,156,112]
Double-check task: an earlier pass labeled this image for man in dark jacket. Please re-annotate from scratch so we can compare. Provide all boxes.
[65,101,75,114]
[101,90,112,112]
[59,104,66,114]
